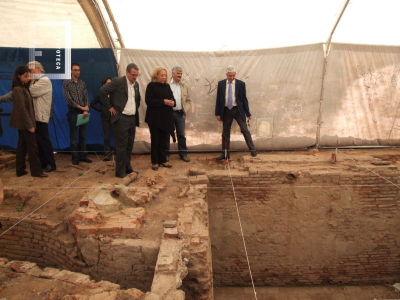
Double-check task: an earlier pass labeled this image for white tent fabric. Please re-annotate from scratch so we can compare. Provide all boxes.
[1,0,400,151]
[320,43,400,147]
[0,0,99,48]
[120,44,324,153]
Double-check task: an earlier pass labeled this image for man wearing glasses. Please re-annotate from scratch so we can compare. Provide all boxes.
[63,63,92,165]
[99,63,141,178]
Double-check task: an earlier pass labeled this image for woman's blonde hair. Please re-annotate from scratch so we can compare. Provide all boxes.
[151,67,168,82]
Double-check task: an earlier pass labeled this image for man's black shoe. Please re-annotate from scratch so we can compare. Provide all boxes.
[16,171,28,177]
[80,158,92,163]
[43,165,56,172]
[251,151,257,157]
[116,173,127,178]
[216,154,229,160]
[72,161,79,165]
[180,156,190,162]
[104,157,110,162]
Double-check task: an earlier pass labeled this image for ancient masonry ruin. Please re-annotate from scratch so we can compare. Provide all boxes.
[1,153,400,299]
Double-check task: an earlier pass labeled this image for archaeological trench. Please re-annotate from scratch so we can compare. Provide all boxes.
[0,152,400,299]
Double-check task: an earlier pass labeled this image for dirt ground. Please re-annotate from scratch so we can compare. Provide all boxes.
[0,151,223,241]
[1,148,400,300]
[2,148,395,225]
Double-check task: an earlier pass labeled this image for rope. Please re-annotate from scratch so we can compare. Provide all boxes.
[338,150,400,189]
[226,156,258,300]
[0,157,108,238]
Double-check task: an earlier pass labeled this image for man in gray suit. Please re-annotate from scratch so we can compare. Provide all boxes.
[99,63,141,178]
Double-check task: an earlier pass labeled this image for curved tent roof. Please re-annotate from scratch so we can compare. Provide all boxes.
[0,0,399,51]
[0,0,101,48]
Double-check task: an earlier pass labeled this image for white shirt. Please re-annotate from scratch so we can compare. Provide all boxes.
[170,78,182,110]
[122,77,136,115]
[225,79,237,107]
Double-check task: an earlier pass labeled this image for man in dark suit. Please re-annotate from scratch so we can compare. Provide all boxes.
[215,66,257,160]
[99,63,141,178]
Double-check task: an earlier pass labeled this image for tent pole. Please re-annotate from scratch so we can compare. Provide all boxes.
[316,0,350,147]
[101,0,125,48]
[325,0,350,56]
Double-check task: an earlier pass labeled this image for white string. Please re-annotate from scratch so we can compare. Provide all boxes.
[226,157,258,300]
[0,157,108,237]
[338,150,400,189]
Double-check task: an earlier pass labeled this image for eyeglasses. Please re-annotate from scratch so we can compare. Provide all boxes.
[129,73,138,77]
[72,69,80,72]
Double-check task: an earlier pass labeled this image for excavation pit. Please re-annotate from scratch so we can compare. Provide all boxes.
[0,150,399,299]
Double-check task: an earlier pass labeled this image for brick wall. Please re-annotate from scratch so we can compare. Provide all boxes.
[208,167,400,286]
[0,218,81,271]
[0,217,159,291]
[180,184,213,300]
[94,238,159,291]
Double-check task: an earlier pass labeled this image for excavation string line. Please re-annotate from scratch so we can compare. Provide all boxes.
[338,150,400,189]
[0,157,108,238]
[3,183,399,191]
[225,154,258,300]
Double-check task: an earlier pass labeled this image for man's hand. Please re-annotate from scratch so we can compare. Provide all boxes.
[248,116,252,121]
[83,111,89,119]
[216,116,221,122]
[28,127,35,133]
[164,99,174,107]
[109,107,118,116]
[77,105,89,112]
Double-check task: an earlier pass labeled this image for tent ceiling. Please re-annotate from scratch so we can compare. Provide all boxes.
[77,0,114,48]
[1,0,398,51]
[107,0,400,51]
[0,0,100,48]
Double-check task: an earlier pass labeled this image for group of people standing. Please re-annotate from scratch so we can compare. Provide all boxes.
[96,63,256,177]
[1,62,257,178]
[97,64,192,177]
[0,61,56,178]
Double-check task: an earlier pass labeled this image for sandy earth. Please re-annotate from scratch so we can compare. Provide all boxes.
[0,149,400,299]
[0,151,221,241]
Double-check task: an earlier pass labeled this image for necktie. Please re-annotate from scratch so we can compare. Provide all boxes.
[227,82,233,110]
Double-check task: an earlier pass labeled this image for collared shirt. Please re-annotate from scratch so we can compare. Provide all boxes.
[170,78,182,110]
[63,78,89,108]
[122,76,136,115]
[225,79,237,107]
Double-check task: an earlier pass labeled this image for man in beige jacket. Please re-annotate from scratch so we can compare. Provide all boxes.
[166,66,191,162]
[28,61,57,172]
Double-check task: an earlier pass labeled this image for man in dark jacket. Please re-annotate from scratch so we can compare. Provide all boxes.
[215,66,257,160]
[99,63,141,178]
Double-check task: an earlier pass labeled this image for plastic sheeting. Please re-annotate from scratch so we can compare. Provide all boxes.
[0,47,118,150]
[4,43,398,152]
[120,44,324,152]
[320,43,400,147]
